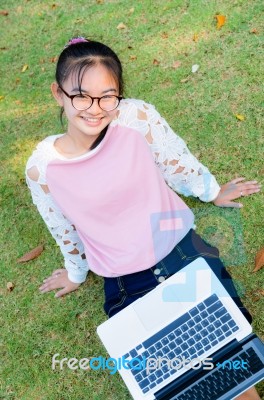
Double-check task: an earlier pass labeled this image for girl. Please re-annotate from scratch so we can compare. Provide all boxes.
[26,37,260,399]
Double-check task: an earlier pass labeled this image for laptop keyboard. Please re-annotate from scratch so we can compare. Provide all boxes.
[174,346,264,399]
[123,294,240,394]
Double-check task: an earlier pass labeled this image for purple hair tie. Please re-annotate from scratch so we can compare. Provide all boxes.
[64,36,89,48]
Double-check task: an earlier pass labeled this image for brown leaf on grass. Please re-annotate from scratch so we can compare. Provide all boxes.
[50,56,58,63]
[193,33,199,42]
[7,282,15,292]
[117,22,127,30]
[129,55,137,61]
[96,0,104,3]
[0,10,9,16]
[161,32,168,39]
[172,60,181,69]
[153,59,160,66]
[250,28,259,34]
[17,244,44,263]
[253,247,264,272]
[215,15,226,29]
[51,4,58,9]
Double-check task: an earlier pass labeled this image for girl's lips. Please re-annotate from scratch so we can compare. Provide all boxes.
[81,116,104,126]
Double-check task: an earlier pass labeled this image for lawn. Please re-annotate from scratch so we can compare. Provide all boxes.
[0,1,263,399]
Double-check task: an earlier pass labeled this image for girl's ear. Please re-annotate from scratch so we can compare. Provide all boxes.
[51,82,64,106]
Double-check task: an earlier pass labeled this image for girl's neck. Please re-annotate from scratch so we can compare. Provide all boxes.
[54,132,98,158]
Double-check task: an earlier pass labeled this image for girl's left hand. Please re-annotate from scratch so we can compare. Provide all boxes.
[213,177,261,208]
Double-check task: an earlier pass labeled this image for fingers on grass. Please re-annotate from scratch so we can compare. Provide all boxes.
[231,177,246,184]
[220,201,243,208]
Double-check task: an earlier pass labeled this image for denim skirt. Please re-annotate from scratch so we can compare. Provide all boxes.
[103,229,252,323]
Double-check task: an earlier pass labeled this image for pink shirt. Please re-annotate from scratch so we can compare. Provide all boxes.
[46,124,194,277]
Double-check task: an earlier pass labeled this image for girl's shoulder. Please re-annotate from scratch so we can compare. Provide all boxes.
[26,134,63,170]
[114,98,160,128]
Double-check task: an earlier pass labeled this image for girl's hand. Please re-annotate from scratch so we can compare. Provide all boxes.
[39,269,81,298]
[213,177,261,208]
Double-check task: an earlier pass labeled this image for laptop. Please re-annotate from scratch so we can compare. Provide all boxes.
[97,257,264,400]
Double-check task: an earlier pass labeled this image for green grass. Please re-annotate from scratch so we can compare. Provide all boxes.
[0,0,263,399]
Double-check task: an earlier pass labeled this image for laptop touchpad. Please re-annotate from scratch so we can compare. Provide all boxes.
[132,282,185,332]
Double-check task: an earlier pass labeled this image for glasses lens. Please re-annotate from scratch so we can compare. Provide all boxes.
[72,95,92,110]
[99,96,119,111]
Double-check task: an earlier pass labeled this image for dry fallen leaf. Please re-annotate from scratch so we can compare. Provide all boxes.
[129,55,137,60]
[161,32,168,39]
[193,33,199,42]
[50,56,58,63]
[7,282,14,292]
[117,22,127,30]
[172,60,181,69]
[215,15,226,29]
[250,28,258,34]
[235,114,245,121]
[51,4,57,9]
[180,78,189,83]
[17,244,44,263]
[253,247,264,272]
[153,59,160,66]
[96,0,104,3]
[22,64,28,73]
[0,10,8,16]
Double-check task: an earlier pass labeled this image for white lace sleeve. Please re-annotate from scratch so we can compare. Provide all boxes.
[117,99,221,202]
[25,139,89,284]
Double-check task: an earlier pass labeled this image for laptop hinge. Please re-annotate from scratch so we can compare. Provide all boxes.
[155,338,242,400]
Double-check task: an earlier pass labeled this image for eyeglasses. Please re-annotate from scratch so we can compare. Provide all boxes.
[58,86,122,111]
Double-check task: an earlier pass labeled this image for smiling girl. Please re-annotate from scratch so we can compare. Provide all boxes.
[25,37,260,399]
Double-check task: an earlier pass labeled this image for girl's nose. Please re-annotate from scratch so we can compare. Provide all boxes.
[87,98,102,114]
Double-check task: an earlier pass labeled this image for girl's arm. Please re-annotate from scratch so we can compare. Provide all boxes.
[25,156,89,297]
[118,99,260,206]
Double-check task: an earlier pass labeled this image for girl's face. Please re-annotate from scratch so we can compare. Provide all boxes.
[52,64,119,145]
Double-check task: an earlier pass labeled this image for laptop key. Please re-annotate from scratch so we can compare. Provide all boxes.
[204,294,218,306]
[189,307,199,317]
[135,373,143,382]
[148,374,156,382]
[221,313,232,323]
[155,341,162,350]
[187,319,195,328]
[130,349,138,358]
[142,387,150,394]
[215,307,227,318]
[139,378,150,389]
[207,301,222,314]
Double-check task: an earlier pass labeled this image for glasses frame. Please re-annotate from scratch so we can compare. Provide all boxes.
[58,86,122,111]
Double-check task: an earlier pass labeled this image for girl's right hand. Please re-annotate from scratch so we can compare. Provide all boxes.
[39,268,81,298]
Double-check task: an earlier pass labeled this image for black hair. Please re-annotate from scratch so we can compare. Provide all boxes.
[55,39,124,150]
